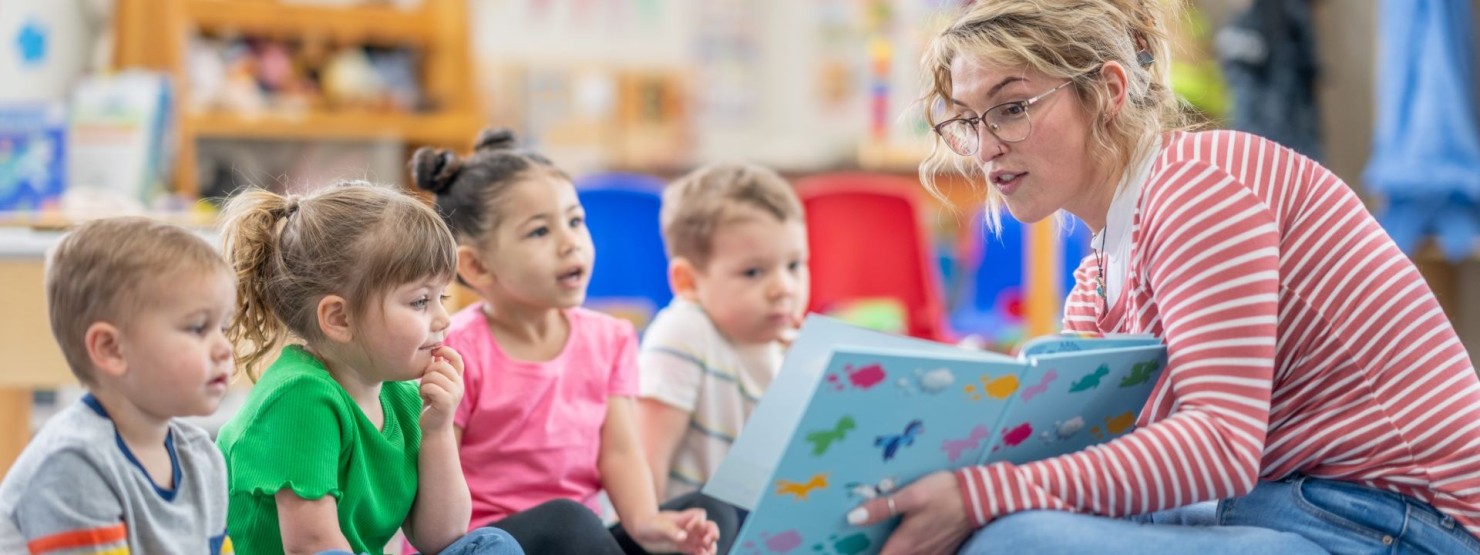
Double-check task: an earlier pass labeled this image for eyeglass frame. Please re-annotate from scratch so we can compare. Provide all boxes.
[932,79,1076,157]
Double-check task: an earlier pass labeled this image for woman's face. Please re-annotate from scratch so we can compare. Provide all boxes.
[946,57,1108,226]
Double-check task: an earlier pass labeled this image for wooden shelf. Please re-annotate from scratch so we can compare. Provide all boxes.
[189,111,481,144]
[182,0,432,44]
[115,0,478,197]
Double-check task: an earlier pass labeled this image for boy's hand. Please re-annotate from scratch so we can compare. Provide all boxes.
[419,346,464,432]
[631,509,719,555]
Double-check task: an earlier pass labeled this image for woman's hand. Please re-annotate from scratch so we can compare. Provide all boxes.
[848,471,975,555]
[419,346,464,432]
[631,509,720,555]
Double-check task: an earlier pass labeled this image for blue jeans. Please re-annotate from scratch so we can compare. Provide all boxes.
[316,527,523,555]
[959,475,1480,554]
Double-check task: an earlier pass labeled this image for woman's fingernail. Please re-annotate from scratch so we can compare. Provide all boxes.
[847,507,869,526]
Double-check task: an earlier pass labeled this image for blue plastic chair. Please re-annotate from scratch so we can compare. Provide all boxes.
[575,173,671,330]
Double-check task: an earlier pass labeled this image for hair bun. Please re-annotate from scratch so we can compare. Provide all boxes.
[473,128,519,153]
[409,147,463,195]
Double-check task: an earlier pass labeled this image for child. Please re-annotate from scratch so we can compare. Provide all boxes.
[214,182,521,555]
[636,163,809,502]
[0,217,235,554]
[410,129,731,555]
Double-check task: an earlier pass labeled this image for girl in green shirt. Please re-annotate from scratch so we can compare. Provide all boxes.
[215,181,523,555]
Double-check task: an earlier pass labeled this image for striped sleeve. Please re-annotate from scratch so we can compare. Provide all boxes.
[14,451,130,554]
[956,159,1281,524]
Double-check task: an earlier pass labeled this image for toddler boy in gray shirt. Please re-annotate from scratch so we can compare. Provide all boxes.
[0,217,236,554]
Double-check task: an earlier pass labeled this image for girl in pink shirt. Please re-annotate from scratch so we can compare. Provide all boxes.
[410,128,733,555]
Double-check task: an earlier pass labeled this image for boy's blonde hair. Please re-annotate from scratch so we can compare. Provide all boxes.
[45,217,229,383]
[918,0,1186,232]
[221,181,457,381]
[660,163,804,269]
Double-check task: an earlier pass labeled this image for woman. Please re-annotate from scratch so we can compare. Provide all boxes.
[848,1,1480,553]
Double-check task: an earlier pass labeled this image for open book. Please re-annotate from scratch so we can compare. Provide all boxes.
[705,316,1165,555]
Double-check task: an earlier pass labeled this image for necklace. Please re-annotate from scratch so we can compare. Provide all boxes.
[1094,224,1109,313]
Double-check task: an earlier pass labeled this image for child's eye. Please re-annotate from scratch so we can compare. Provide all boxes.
[527,226,549,239]
[411,296,430,309]
[569,216,584,228]
[742,268,763,279]
[788,260,803,272]
[440,294,452,304]
[185,323,209,336]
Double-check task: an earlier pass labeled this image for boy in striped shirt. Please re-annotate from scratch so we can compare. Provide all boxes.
[0,218,234,554]
[637,163,809,503]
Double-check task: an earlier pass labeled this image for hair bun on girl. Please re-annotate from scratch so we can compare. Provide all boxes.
[410,148,463,195]
[473,128,519,153]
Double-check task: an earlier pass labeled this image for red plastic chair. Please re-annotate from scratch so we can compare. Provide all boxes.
[797,173,950,341]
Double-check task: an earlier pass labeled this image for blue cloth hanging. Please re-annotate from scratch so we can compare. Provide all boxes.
[1364,0,1480,262]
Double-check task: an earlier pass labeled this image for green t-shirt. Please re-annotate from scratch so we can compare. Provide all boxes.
[217,345,422,555]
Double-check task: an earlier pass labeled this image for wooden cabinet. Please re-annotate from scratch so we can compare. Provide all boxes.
[112,0,481,196]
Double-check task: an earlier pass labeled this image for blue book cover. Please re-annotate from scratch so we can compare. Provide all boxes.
[705,316,1165,555]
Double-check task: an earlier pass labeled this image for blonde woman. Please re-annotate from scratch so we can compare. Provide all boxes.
[847,1,1480,553]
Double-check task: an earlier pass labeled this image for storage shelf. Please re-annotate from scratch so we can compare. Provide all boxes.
[189,111,480,144]
[183,0,431,44]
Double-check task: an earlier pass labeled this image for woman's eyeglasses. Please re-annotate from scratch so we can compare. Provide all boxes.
[932,80,1074,157]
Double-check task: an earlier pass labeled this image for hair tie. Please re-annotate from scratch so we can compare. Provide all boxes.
[283,196,301,218]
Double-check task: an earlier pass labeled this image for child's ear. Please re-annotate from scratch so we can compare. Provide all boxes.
[85,321,128,379]
[669,258,700,301]
[456,245,497,290]
[317,295,353,343]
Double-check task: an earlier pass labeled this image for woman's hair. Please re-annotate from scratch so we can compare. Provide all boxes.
[221,181,458,381]
[918,0,1186,230]
[409,128,570,250]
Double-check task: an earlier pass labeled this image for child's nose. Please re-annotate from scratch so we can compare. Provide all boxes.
[431,299,452,331]
[769,272,798,298]
[212,331,234,362]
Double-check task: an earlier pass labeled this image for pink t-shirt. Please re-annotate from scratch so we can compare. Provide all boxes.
[449,303,639,527]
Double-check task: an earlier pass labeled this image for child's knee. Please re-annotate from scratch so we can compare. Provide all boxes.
[460,527,523,554]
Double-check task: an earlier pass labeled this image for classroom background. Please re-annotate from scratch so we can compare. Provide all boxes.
[0,0,1477,477]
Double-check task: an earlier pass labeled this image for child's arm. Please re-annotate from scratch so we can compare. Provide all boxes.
[636,398,691,498]
[12,450,130,553]
[275,490,354,554]
[403,346,472,554]
[600,396,719,555]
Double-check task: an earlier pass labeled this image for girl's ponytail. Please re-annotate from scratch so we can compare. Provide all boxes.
[221,189,294,381]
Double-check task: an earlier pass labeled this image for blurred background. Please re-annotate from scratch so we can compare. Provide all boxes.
[0,0,1477,475]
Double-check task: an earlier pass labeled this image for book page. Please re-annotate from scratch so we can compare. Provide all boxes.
[728,346,1028,554]
[705,315,1004,509]
[979,344,1167,466]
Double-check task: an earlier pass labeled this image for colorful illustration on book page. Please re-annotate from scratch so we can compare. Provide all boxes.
[964,374,1019,401]
[805,416,857,456]
[1020,370,1058,402]
[941,425,990,462]
[812,532,872,555]
[875,419,924,462]
[895,367,955,396]
[737,529,805,554]
[775,473,829,501]
[825,363,888,392]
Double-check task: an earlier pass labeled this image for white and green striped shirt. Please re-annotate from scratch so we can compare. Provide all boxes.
[639,299,782,501]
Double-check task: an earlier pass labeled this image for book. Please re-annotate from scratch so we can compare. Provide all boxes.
[705,316,1165,555]
[0,103,66,211]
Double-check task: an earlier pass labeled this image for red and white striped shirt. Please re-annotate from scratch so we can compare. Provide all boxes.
[955,130,1480,537]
